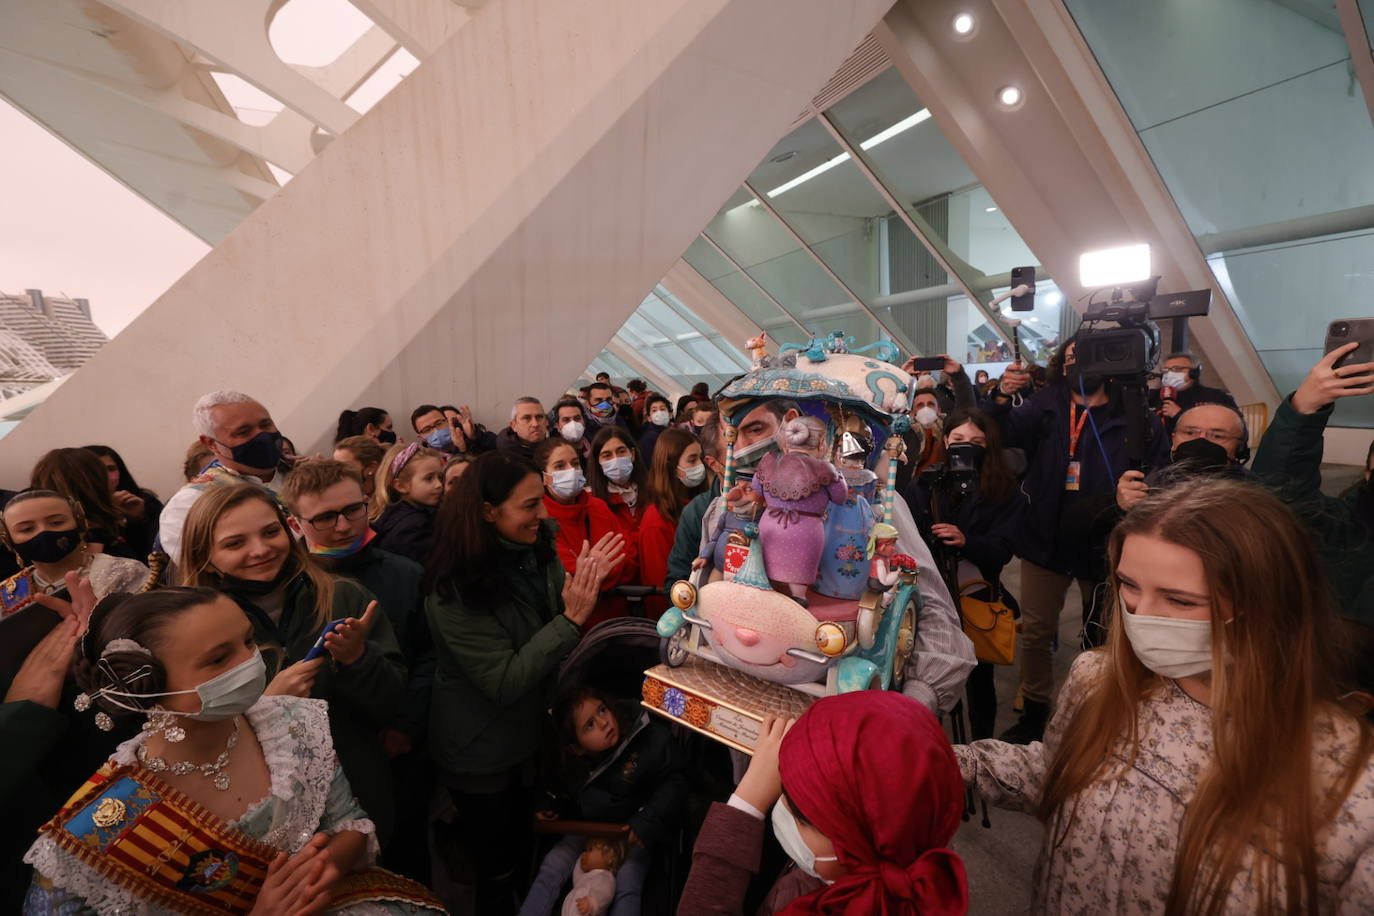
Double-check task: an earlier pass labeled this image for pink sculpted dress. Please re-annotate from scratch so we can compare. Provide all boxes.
[752,451,849,586]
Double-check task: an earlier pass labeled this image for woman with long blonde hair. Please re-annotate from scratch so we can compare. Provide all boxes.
[177,483,409,846]
[959,478,1374,913]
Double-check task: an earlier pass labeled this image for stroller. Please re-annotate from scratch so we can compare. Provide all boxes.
[529,618,734,915]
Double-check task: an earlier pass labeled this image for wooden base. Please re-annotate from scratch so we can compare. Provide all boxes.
[642,657,818,754]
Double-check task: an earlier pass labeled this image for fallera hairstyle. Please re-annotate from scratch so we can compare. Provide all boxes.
[370,442,444,519]
[941,407,1015,503]
[585,425,649,504]
[177,484,336,632]
[279,459,365,516]
[334,436,386,471]
[423,450,554,601]
[83,445,152,500]
[72,587,224,719]
[336,407,388,443]
[31,447,124,538]
[1037,478,1374,915]
[184,441,214,481]
[533,436,581,474]
[647,428,705,525]
[192,390,259,438]
[410,403,443,433]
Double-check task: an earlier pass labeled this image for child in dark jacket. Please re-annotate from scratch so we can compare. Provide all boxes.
[518,688,688,916]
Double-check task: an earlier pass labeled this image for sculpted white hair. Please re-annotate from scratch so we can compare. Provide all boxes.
[193,390,259,437]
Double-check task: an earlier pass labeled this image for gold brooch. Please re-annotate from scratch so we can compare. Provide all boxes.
[91,797,127,829]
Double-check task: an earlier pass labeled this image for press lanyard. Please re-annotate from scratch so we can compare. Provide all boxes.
[1067,403,1090,458]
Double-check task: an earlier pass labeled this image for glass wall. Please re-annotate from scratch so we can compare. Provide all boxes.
[1065,0,1374,426]
[586,65,1053,390]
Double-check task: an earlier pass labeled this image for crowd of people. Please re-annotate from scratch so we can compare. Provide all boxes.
[2,336,1374,914]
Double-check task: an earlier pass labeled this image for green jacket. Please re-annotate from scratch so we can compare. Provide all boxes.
[1252,396,1374,626]
[426,523,581,783]
[232,573,407,843]
[328,546,434,741]
[665,479,723,588]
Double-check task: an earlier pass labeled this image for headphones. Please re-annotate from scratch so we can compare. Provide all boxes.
[1164,358,1202,383]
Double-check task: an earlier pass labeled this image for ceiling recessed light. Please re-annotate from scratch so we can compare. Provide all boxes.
[952,12,975,35]
[998,86,1022,107]
[985,206,998,213]
[769,151,797,164]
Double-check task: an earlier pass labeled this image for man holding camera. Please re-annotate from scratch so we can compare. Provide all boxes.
[985,337,1169,743]
[1115,402,1249,511]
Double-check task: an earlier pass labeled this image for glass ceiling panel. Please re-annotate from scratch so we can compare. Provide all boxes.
[1066,0,1374,426]
[825,68,1039,282]
[702,189,883,346]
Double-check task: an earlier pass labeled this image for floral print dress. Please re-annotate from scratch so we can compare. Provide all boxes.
[956,652,1374,914]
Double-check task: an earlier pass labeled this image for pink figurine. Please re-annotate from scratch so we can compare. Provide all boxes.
[751,421,848,606]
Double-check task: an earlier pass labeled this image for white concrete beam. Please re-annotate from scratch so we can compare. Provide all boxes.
[350,0,470,56]
[2,0,895,494]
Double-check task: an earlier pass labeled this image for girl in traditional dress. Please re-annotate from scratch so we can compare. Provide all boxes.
[23,586,442,915]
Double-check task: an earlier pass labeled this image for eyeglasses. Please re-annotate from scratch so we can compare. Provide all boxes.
[298,501,369,531]
[1175,426,1242,444]
[416,417,448,436]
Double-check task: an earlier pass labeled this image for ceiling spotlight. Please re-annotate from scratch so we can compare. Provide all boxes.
[769,150,797,164]
[998,86,1023,107]
[985,206,998,213]
[952,12,975,35]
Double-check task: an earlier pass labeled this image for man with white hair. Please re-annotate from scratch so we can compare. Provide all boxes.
[157,390,284,564]
[495,395,549,463]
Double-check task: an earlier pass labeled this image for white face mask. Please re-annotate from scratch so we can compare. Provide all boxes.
[770,799,836,882]
[649,410,671,427]
[678,463,706,487]
[1120,609,1212,678]
[601,455,634,484]
[1161,370,1189,390]
[98,649,267,722]
[560,420,586,443]
[915,406,939,428]
[547,467,586,500]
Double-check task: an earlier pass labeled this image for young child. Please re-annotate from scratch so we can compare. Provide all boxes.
[561,838,624,916]
[519,688,689,916]
[371,442,444,564]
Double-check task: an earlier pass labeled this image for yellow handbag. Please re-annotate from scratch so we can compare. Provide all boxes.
[959,579,1016,665]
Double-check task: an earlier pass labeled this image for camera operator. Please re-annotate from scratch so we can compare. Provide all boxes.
[1115,402,1249,512]
[1252,343,1374,627]
[983,336,1169,743]
[903,408,1025,739]
[1150,352,1237,433]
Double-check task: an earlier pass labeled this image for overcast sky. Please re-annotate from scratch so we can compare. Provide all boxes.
[0,99,211,337]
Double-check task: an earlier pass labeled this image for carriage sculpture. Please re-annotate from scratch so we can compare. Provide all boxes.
[649,334,926,722]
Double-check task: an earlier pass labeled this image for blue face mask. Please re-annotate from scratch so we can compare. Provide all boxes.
[547,468,586,501]
[426,427,454,451]
[224,431,283,471]
[601,455,635,484]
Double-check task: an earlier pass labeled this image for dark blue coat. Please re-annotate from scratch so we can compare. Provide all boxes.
[981,383,1170,578]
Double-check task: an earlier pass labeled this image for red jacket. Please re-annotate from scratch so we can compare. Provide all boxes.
[544,492,640,628]
[638,501,685,619]
[603,489,647,536]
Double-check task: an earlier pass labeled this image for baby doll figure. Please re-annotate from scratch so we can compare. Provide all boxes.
[561,838,624,916]
[752,418,848,606]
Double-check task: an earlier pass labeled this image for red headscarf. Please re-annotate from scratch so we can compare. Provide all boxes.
[776,691,968,916]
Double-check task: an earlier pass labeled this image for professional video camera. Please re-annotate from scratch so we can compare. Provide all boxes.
[1073,244,1212,466]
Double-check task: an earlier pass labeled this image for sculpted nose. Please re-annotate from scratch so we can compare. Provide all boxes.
[735,627,760,647]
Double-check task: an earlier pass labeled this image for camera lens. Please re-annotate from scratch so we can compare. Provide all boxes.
[1333,322,1350,336]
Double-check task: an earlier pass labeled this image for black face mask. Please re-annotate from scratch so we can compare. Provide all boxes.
[1067,368,1106,395]
[223,431,284,472]
[1171,436,1230,472]
[945,442,986,475]
[216,560,297,598]
[14,528,81,565]
[377,430,397,445]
